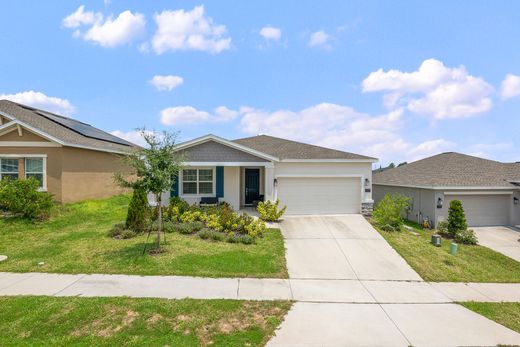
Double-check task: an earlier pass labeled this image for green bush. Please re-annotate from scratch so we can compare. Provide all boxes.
[447,200,468,238]
[180,210,203,223]
[210,231,225,242]
[197,228,213,239]
[373,193,410,231]
[436,220,449,236]
[162,221,177,233]
[0,178,54,220]
[125,188,149,232]
[107,223,137,239]
[240,234,256,244]
[455,229,478,245]
[257,199,287,222]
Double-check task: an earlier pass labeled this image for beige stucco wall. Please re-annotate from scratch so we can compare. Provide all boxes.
[274,162,373,202]
[0,146,64,201]
[60,147,126,203]
[0,129,50,142]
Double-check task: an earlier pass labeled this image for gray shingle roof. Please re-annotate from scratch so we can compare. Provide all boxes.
[0,100,137,153]
[373,152,520,188]
[233,135,376,160]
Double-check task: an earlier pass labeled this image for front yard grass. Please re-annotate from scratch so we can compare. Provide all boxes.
[0,296,291,346]
[375,221,520,282]
[0,195,288,278]
[461,302,520,334]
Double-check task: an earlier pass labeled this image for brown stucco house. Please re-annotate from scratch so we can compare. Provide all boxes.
[0,100,137,202]
[373,152,520,227]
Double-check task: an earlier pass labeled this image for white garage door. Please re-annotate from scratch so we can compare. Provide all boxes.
[276,177,361,215]
[446,194,510,227]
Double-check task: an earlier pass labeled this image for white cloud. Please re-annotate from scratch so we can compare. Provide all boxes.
[151,6,231,54]
[62,5,101,28]
[63,6,145,47]
[308,30,331,49]
[259,26,281,41]
[362,59,493,119]
[150,75,184,91]
[110,130,149,147]
[500,74,520,100]
[160,105,239,125]
[237,102,455,163]
[0,91,75,115]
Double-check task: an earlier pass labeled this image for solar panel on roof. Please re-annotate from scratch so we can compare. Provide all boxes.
[34,110,133,147]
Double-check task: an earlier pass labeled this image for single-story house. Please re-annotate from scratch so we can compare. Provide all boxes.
[157,134,377,215]
[0,100,137,202]
[373,152,520,227]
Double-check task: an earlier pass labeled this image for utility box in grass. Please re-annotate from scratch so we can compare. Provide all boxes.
[431,234,442,247]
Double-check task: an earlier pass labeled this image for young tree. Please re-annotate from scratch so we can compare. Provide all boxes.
[115,129,184,251]
[447,200,468,237]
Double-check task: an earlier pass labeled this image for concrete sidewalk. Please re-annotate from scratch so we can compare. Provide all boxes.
[2,272,520,303]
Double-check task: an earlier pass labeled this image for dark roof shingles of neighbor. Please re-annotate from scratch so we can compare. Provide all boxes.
[232,134,376,160]
[373,152,520,188]
[0,100,137,153]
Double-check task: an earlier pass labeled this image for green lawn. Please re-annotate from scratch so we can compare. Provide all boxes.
[375,221,520,282]
[461,302,520,334]
[0,296,291,347]
[0,195,288,278]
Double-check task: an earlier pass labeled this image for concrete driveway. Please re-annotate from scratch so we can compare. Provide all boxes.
[474,226,520,262]
[281,214,422,281]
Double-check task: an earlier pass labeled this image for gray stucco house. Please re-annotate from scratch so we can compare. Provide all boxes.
[373,152,520,227]
[152,134,377,215]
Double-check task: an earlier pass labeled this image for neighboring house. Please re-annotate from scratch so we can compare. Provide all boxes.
[159,134,377,215]
[373,152,520,227]
[0,100,137,202]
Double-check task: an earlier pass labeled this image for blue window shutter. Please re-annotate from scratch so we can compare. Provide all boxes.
[216,166,224,198]
[170,172,179,198]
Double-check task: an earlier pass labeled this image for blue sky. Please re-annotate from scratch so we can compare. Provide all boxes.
[1,1,519,165]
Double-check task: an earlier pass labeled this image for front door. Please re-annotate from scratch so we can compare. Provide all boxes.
[245,168,260,205]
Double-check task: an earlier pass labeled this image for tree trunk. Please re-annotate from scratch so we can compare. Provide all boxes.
[156,193,162,250]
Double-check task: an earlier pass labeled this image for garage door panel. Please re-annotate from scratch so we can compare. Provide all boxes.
[277,177,361,215]
[446,195,510,227]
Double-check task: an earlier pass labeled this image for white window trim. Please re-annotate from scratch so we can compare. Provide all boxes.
[24,157,47,191]
[180,167,216,198]
[0,158,20,181]
[0,154,47,191]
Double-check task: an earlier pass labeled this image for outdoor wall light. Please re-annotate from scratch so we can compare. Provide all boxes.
[514,197,519,205]
[364,178,370,187]
[437,197,443,209]
[274,178,278,187]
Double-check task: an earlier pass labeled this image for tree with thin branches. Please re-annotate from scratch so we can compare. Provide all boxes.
[115,129,184,251]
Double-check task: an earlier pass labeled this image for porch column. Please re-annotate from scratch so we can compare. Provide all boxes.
[264,165,274,201]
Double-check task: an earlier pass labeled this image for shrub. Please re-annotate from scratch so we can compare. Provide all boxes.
[165,197,190,222]
[447,200,468,238]
[226,234,240,243]
[176,221,204,234]
[372,193,410,231]
[210,231,225,242]
[257,199,287,222]
[125,188,149,232]
[180,210,203,223]
[162,221,177,233]
[204,214,223,232]
[197,228,213,239]
[239,234,255,245]
[436,220,449,236]
[455,229,478,245]
[0,177,54,220]
[107,223,136,239]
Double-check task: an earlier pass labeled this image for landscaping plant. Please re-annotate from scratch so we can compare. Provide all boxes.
[447,200,468,237]
[0,177,53,220]
[257,199,287,222]
[125,188,149,232]
[372,193,410,231]
[115,129,184,251]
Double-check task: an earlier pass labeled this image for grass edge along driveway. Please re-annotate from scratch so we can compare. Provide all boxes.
[0,296,292,347]
[374,221,520,283]
[461,302,520,334]
[0,195,288,278]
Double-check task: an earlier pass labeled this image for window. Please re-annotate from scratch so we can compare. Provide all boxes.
[0,158,19,180]
[182,168,214,195]
[25,158,44,188]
